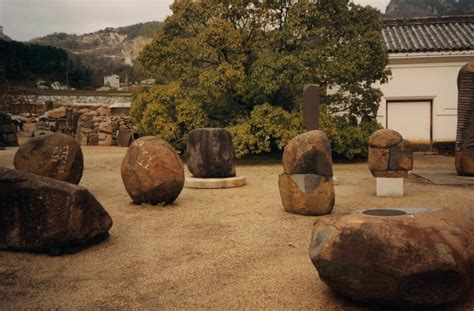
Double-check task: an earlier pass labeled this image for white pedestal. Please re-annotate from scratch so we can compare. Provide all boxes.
[184,176,246,189]
[376,178,404,197]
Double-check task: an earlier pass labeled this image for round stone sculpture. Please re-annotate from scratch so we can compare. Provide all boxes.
[309,208,474,306]
[121,136,184,205]
[187,128,236,178]
[279,130,335,216]
[14,133,83,184]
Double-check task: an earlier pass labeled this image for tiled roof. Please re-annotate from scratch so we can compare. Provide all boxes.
[382,16,474,53]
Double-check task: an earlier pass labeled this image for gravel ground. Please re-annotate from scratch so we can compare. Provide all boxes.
[0,144,473,310]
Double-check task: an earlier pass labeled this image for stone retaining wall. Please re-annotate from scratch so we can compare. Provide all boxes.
[0,94,131,114]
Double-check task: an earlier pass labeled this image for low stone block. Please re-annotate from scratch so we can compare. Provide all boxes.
[0,167,113,251]
[372,170,408,178]
[376,177,403,197]
[278,173,335,216]
[46,107,67,119]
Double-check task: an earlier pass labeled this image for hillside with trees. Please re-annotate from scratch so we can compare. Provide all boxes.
[133,0,389,159]
[30,21,163,87]
[0,40,92,89]
[385,0,474,18]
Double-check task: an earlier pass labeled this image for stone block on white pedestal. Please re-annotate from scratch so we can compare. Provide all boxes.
[376,177,404,197]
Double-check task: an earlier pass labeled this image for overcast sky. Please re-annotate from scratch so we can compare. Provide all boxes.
[0,0,390,41]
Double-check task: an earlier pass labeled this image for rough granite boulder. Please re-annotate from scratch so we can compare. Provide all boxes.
[14,133,84,184]
[279,174,335,216]
[121,136,184,205]
[187,128,236,178]
[282,130,332,176]
[0,167,113,252]
[309,208,474,306]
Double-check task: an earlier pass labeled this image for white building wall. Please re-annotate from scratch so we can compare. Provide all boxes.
[375,52,474,145]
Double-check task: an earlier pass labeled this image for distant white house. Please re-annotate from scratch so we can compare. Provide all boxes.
[104,74,120,89]
[375,15,474,151]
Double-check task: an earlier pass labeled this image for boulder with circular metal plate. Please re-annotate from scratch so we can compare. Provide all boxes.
[14,133,83,184]
[309,208,474,306]
[121,136,184,205]
[0,167,113,252]
[278,174,335,216]
[282,130,332,176]
[187,128,236,178]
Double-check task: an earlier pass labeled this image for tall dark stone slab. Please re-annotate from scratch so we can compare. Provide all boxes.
[303,84,320,131]
[187,128,236,178]
[0,167,113,252]
[455,62,474,176]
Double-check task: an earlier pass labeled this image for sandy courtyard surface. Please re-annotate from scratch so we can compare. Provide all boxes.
[1,146,474,310]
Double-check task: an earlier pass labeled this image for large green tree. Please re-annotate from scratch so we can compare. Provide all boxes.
[133,0,390,156]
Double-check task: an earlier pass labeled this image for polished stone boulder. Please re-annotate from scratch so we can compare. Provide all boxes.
[279,130,335,216]
[14,133,83,184]
[0,167,113,252]
[187,128,235,178]
[278,174,334,216]
[368,129,413,178]
[121,136,184,205]
[309,208,474,306]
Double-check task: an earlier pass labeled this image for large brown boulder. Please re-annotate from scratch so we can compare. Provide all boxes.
[0,167,113,252]
[121,136,184,205]
[14,133,84,184]
[279,174,334,216]
[187,128,236,178]
[282,130,332,176]
[368,129,402,148]
[309,208,474,306]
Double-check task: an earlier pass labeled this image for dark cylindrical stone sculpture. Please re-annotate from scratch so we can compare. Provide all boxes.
[456,62,474,176]
[186,128,236,178]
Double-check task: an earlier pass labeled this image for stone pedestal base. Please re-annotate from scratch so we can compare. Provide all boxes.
[376,177,403,197]
[184,176,246,189]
